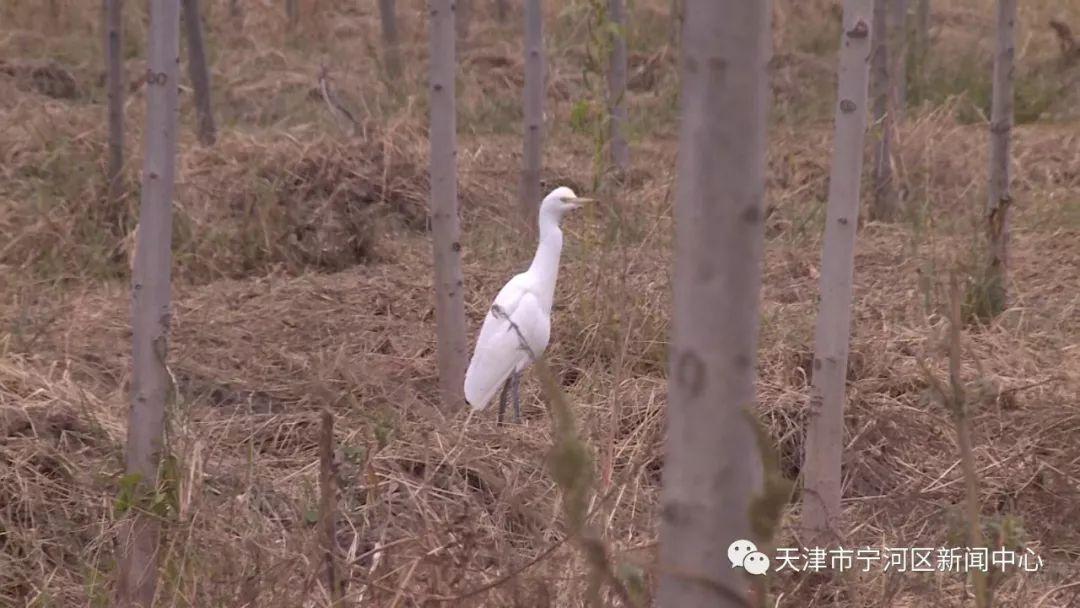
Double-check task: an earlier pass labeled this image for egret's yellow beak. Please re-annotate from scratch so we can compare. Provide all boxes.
[566,197,596,208]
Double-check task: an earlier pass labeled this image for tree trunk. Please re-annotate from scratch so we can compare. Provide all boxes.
[985,0,1016,314]
[285,0,298,30]
[318,410,343,604]
[378,0,402,79]
[887,0,909,120]
[115,0,181,605]
[521,0,544,226]
[104,0,125,206]
[801,0,874,543]
[47,0,62,32]
[668,0,682,50]
[869,0,898,221]
[914,0,929,74]
[457,0,472,47]
[656,0,771,605]
[607,0,629,177]
[429,0,468,410]
[182,0,217,146]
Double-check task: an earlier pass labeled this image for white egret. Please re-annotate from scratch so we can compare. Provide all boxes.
[464,186,594,422]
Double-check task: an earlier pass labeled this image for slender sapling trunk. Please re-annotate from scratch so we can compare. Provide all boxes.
[802,0,875,542]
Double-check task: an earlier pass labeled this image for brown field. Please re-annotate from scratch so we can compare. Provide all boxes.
[1,0,1079,606]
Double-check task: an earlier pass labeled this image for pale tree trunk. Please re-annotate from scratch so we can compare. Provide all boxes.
[495,0,509,22]
[656,0,771,605]
[801,0,874,542]
[48,0,62,32]
[378,0,403,79]
[286,0,298,30]
[104,0,125,205]
[668,0,682,50]
[182,0,217,146]
[429,0,468,410]
[887,0,909,120]
[914,0,929,77]
[985,0,1016,314]
[521,0,544,226]
[916,0,929,44]
[115,0,181,605]
[318,410,342,604]
[457,0,472,47]
[607,0,629,177]
[869,0,898,221]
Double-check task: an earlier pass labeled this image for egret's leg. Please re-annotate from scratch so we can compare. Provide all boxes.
[511,370,522,423]
[497,378,511,424]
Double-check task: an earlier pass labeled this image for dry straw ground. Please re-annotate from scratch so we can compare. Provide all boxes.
[1,0,1079,606]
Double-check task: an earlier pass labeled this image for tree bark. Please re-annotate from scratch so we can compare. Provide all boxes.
[378,0,403,80]
[985,0,1016,314]
[869,0,898,221]
[607,0,629,177]
[104,0,125,206]
[429,0,468,410]
[656,0,771,606]
[801,0,874,543]
[456,0,472,47]
[914,0,929,70]
[494,0,509,22]
[668,0,682,50]
[318,410,343,605]
[521,0,544,226]
[887,0,909,120]
[285,0,298,30]
[115,0,181,606]
[182,0,217,146]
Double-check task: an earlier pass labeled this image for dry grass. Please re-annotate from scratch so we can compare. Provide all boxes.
[2,0,1079,606]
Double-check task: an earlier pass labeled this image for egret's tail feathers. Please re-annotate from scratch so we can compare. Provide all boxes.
[463,376,501,412]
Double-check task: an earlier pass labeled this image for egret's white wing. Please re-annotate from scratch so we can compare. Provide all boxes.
[464,282,550,411]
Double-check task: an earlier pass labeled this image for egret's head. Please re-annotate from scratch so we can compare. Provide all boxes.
[539,186,594,220]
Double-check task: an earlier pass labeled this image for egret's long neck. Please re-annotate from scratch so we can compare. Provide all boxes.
[527,212,564,311]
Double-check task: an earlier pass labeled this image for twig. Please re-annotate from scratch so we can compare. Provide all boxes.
[1049,19,1079,62]
[999,377,1056,395]
[922,276,989,608]
[427,479,635,603]
[1034,580,1080,608]
[318,65,359,136]
[436,536,567,601]
[318,409,344,606]
[387,557,421,608]
[355,523,390,605]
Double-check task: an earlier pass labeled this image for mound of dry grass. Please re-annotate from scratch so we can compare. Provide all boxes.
[0,87,436,284]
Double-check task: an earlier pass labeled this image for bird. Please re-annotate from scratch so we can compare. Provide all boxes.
[464,186,594,423]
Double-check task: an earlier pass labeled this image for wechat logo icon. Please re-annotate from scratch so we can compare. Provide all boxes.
[728,539,771,576]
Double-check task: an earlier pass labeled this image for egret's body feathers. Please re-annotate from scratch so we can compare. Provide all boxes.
[463,187,591,414]
[464,280,550,410]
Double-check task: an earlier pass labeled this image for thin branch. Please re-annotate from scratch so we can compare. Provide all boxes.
[318,65,359,136]
[318,409,344,606]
